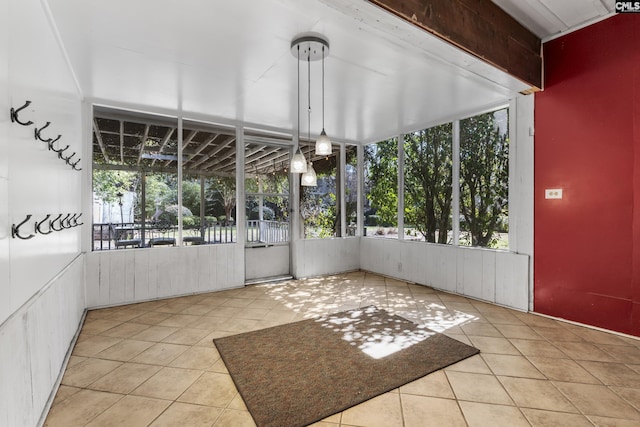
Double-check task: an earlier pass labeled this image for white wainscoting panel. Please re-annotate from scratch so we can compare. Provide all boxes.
[85,244,245,308]
[0,255,84,427]
[245,245,290,281]
[360,238,529,311]
[292,238,360,278]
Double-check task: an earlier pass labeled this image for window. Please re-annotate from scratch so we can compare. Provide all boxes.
[459,108,509,248]
[91,108,237,249]
[301,143,339,238]
[345,144,358,236]
[404,124,453,243]
[364,138,398,238]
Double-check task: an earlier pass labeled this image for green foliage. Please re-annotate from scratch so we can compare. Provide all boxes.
[365,139,398,227]
[145,173,177,219]
[460,109,509,247]
[157,204,193,224]
[181,179,201,216]
[93,170,138,203]
[206,176,236,225]
[404,124,453,243]
[301,189,337,238]
[182,216,199,228]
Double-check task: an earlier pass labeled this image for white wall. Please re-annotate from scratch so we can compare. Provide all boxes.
[0,256,84,427]
[292,237,360,278]
[245,244,290,281]
[360,238,529,310]
[0,0,84,424]
[85,244,245,308]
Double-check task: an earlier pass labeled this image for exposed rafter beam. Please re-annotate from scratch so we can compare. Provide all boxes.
[92,118,110,163]
[136,124,150,165]
[189,135,235,168]
[151,128,175,166]
[119,120,124,164]
[365,0,542,90]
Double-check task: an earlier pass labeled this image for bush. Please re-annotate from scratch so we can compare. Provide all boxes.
[366,215,380,226]
[158,205,193,224]
[182,216,199,228]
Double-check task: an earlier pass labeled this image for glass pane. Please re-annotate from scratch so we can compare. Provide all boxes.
[404,123,453,243]
[182,120,237,245]
[363,138,398,238]
[92,170,140,250]
[301,144,338,239]
[203,176,237,243]
[459,108,509,249]
[91,108,177,250]
[244,140,290,245]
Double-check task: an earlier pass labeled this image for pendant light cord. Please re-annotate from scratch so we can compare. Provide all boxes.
[322,45,325,130]
[297,45,300,151]
[307,50,311,155]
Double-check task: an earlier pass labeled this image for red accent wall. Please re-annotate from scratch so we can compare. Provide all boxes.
[534,14,640,335]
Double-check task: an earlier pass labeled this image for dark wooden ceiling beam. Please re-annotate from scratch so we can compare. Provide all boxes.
[365,0,542,90]
[136,124,150,165]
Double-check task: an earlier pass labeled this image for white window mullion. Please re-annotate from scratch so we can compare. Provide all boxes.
[397,134,404,240]
[357,144,364,237]
[452,120,460,246]
[177,116,183,246]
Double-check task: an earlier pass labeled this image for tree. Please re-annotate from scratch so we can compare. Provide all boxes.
[459,110,509,247]
[404,124,453,243]
[365,138,398,227]
[206,176,236,226]
[93,170,137,203]
[181,178,201,216]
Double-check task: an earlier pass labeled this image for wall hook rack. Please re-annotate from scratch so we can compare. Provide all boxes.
[11,215,35,240]
[35,214,53,235]
[49,213,64,232]
[10,101,33,126]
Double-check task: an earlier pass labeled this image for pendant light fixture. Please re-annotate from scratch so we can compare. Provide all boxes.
[301,47,317,187]
[315,44,332,156]
[290,34,329,178]
[290,42,307,174]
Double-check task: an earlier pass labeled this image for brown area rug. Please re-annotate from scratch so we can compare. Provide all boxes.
[214,306,479,427]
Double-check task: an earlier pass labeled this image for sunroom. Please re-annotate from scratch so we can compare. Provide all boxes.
[3,0,640,425]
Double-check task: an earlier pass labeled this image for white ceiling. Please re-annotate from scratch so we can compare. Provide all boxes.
[45,0,614,144]
[493,0,614,41]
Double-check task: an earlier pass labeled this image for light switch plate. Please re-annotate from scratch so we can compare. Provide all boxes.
[545,188,563,199]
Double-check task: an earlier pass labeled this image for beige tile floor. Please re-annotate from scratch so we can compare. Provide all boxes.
[45,271,640,426]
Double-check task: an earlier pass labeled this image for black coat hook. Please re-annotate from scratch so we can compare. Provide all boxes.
[49,213,64,231]
[75,213,83,226]
[71,158,82,171]
[46,135,62,150]
[11,215,35,240]
[68,213,78,227]
[60,213,72,229]
[64,153,77,165]
[10,101,33,126]
[35,214,53,235]
[50,140,69,154]
[34,122,61,144]
[56,146,70,159]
